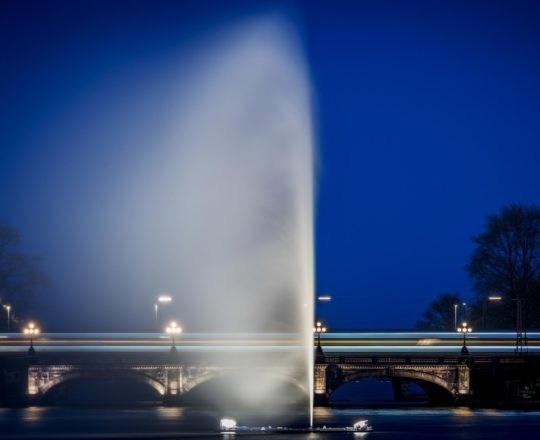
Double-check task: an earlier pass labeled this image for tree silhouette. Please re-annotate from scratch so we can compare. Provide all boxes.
[416,293,463,331]
[466,204,540,329]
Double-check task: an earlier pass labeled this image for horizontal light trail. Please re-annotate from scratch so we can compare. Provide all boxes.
[2,332,538,339]
[0,345,303,353]
[1,332,538,354]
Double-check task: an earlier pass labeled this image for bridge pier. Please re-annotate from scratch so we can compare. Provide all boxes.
[313,364,329,405]
[455,365,471,405]
[163,366,182,405]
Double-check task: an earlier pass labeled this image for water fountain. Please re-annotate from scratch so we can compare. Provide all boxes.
[158,18,315,424]
[163,16,373,432]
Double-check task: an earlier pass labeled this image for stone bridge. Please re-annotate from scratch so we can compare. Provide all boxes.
[314,353,540,405]
[25,363,307,404]
[28,363,216,400]
[0,351,308,406]
[315,358,470,405]
[1,350,539,406]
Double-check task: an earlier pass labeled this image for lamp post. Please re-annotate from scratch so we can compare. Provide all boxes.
[23,322,40,355]
[482,296,502,330]
[316,295,331,329]
[154,295,172,329]
[313,321,327,348]
[165,321,182,352]
[453,303,458,331]
[3,305,11,331]
[457,321,472,355]
[313,321,327,363]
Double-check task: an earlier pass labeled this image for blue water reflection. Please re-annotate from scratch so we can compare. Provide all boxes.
[1,407,539,439]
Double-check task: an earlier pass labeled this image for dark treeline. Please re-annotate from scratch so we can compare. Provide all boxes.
[417,204,540,331]
[0,225,50,330]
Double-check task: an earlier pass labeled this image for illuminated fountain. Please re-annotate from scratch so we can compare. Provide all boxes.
[150,18,315,424]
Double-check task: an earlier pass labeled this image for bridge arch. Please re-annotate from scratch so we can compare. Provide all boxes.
[183,369,307,394]
[329,368,455,405]
[39,370,166,403]
[181,369,308,407]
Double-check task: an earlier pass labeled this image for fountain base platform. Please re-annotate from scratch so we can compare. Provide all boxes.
[220,418,373,434]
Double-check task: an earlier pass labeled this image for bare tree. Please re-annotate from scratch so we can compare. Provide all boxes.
[466,205,540,329]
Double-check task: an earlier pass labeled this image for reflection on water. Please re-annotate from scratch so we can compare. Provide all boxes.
[19,406,47,424]
[1,406,540,439]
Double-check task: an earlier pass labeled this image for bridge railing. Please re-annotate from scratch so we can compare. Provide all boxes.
[319,355,530,366]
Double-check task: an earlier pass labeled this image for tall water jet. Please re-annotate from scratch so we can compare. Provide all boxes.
[153,18,315,423]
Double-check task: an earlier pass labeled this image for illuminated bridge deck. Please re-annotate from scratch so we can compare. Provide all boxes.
[0,332,539,354]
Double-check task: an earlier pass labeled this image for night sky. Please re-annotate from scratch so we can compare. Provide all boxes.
[2,0,540,330]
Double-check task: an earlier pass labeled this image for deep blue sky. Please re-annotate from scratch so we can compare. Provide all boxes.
[1,0,540,330]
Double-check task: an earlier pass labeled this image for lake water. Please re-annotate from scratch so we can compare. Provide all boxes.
[1,406,539,439]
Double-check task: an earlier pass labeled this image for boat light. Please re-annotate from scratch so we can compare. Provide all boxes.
[353,420,368,430]
[220,418,237,431]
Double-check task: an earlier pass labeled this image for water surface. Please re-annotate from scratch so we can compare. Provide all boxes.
[2,406,539,439]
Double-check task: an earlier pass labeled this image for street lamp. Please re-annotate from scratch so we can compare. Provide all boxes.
[451,302,467,331]
[457,321,472,355]
[23,322,40,354]
[316,295,331,330]
[313,321,327,348]
[3,305,11,331]
[482,296,502,330]
[165,320,182,352]
[154,295,172,329]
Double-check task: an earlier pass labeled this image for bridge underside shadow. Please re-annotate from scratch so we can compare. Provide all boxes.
[318,364,461,407]
[34,368,309,408]
[407,378,455,405]
[178,373,308,409]
[328,377,454,406]
[41,374,163,405]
